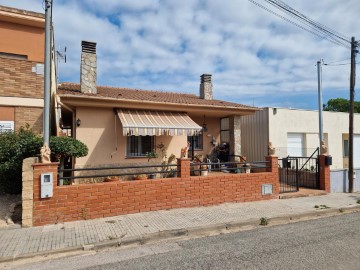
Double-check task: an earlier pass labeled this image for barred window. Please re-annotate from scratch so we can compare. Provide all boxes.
[188,132,203,150]
[126,136,155,157]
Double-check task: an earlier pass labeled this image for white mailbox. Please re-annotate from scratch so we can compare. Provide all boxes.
[41,172,53,198]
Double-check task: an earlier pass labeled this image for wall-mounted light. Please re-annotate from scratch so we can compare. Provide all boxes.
[76,118,81,127]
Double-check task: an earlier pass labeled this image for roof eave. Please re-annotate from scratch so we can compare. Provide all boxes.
[58,94,260,116]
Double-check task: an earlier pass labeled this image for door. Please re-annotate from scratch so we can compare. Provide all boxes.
[287,133,304,157]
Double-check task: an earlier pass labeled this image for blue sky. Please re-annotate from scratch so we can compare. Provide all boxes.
[1,0,359,110]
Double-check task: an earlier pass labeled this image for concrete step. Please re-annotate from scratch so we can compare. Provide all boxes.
[279,189,327,199]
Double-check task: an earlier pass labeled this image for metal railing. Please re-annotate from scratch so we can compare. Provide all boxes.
[191,161,270,174]
[58,163,179,185]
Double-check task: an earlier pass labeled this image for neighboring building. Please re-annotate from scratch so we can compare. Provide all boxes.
[57,41,259,168]
[241,107,360,169]
[0,5,46,134]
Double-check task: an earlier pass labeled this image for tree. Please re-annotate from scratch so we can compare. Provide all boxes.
[323,98,360,113]
[0,127,88,194]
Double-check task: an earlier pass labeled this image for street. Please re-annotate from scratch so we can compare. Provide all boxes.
[2,212,360,270]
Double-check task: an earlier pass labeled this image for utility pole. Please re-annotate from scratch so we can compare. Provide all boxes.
[317,59,324,149]
[43,0,52,146]
[349,37,358,193]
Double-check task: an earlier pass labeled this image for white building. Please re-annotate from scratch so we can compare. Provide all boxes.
[241,107,360,169]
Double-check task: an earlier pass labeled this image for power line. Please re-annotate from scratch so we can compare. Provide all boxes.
[264,0,350,42]
[248,0,351,49]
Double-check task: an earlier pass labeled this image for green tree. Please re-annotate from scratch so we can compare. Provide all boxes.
[0,127,88,194]
[323,98,360,113]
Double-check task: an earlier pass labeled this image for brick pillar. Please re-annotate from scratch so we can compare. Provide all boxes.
[177,158,191,178]
[265,156,278,173]
[33,162,59,201]
[266,156,279,195]
[319,155,330,192]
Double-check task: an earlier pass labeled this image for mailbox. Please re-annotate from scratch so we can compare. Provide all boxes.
[325,155,332,166]
[41,172,53,198]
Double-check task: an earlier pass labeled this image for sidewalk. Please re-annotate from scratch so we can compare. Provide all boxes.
[1,193,360,262]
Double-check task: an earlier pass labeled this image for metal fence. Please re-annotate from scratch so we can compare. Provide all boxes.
[58,163,179,185]
[58,160,270,185]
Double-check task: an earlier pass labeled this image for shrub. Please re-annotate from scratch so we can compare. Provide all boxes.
[0,127,88,194]
[0,126,42,194]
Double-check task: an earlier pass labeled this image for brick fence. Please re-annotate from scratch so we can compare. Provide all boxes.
[29,156,280,226]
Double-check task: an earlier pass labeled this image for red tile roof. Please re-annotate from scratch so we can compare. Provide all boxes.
[58,83,257,110]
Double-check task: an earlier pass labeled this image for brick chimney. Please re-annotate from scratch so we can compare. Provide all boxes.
[200,74,213,100]
[80,41,97,94]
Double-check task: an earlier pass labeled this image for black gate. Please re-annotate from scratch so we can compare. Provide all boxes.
[279,148,320,193]
[278,157,299,193]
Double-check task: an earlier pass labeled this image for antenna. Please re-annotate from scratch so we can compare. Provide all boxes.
[55,45,67,85]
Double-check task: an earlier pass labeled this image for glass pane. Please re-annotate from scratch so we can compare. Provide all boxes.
[344,140,349,157]
[220,131,230,143]
[220,118,229,130]
[141,136,154,155]
[187,133,203,150]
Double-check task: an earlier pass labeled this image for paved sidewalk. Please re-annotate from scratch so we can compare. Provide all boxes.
[0,193,360,261]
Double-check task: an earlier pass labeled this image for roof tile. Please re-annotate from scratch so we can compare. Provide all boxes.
[58,83,257,110]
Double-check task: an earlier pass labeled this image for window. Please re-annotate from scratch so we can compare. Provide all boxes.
[188,132,203,150]
[0,121,14,133]
[220,117,230,143]
[343,140,349,157]
[126,136,155,157]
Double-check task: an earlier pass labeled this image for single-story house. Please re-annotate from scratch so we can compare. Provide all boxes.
[56,41,259,169]
[241,107,360,169]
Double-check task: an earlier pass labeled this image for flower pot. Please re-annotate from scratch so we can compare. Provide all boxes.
[201,171,208,176]
[149,174,156,179]
[104,176,120,182]
[134,175,148,180]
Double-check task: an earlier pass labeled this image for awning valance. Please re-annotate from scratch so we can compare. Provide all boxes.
[117,109,202,136]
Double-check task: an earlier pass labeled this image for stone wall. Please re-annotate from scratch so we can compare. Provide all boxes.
[22,157,38,227]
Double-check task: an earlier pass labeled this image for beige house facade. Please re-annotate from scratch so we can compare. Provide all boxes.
[241,107,360,169]
[57,41,258,168]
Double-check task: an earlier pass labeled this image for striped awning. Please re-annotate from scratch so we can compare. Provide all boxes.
[117,109,202,136]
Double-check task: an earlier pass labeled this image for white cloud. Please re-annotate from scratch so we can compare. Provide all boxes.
[0,0,359,109]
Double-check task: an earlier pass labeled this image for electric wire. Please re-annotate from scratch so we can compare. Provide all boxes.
[248,0,351,49]
[265,0,350,42]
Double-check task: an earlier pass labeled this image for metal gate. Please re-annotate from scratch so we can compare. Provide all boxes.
[278,157,299,193]
[279,148,320,193]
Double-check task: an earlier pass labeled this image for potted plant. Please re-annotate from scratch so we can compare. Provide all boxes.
[146,150,158,179]
[134,174,148,180]
[104,176,120,182]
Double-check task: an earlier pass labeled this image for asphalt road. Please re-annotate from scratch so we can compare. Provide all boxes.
[4,212,360,270]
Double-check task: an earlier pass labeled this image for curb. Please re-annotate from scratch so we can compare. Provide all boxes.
[1,205,360,263]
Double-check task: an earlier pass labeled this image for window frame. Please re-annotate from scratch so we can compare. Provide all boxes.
[343,139,349,157]
[220,117,230,143]
[126,135,155,158]
[188,131,203,151]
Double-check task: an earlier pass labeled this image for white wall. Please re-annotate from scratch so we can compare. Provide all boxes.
[241,107,360,169]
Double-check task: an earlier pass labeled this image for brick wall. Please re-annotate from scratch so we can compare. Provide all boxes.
[32,157,279,226]
[319,155,331,192]
[15,106,43,134]
[0,56,44,99]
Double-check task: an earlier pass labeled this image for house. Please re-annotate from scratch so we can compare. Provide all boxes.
[241,107,360,169]
[0,5,46,134]
[57,41,259,168]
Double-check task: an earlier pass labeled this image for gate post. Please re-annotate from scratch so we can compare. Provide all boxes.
[319,155,330,192]
[177,158,191,178]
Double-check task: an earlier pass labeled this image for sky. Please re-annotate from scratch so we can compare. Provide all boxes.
[1,0,359,109]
